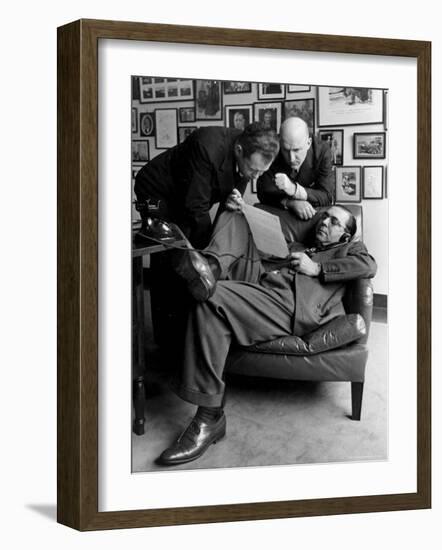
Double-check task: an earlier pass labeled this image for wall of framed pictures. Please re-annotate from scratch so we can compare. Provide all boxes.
[131,79,388,293]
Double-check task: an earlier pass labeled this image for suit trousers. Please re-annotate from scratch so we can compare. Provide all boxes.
[176,211,295,407]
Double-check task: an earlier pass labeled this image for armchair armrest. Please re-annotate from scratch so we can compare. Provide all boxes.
[245,314,366,356]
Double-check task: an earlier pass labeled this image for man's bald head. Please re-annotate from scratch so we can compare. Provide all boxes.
[279,116,312,171]
[280,117,309,142]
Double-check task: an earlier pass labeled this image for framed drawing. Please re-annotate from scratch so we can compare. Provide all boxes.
[318,87,385,127]
[363,165,384,199]
[58,19,430,531]
[283,98,315,135]
[335,166,362,202]
[223,81,252,94]
[154,109,178,148]
[225,104,253,130]
[257,82,286,100]
[139,112,155,137]
[354,132,386,159]
[131,139,149,162]
[195,79,223,120]
[253,101,282,132]
[318,129,344,165]
[287,84,311,93]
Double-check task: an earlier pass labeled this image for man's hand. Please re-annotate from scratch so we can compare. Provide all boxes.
[289,252,321,277]
[225,188,244,212]
[274,173,297,196]
[287,199,316,220]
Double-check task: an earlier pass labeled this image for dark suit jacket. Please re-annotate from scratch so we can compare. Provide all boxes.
[134,127,244,248]
[261,239,377,336]
[257,137,334,208]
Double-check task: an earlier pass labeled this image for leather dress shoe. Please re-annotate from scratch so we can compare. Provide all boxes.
[156,412,226,466]
[171,248,217,302]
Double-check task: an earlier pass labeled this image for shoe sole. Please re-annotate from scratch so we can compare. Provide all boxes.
[157,429,226,466]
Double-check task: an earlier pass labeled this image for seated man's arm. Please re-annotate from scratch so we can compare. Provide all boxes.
[319,242,378,282]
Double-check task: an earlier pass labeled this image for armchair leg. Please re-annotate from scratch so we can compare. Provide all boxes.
[351,382,364,421]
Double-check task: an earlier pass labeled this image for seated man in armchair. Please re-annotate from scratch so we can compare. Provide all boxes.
[158,205,377,466]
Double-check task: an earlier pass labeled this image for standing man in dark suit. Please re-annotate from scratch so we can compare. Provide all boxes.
[156,205,377,466]
[135,123,280,248]
[257,117,334,221]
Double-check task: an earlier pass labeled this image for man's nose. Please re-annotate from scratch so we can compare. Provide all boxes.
[289,151,297,163]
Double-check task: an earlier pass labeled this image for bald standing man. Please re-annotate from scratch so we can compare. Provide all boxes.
[257,117,334,220]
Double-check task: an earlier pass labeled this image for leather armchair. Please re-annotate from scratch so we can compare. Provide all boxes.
[225,204,373,421]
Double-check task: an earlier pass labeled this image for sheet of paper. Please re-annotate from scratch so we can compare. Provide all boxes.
[242,204,289,258]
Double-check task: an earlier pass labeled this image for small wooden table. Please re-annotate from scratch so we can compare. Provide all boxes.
[132,231,186,435]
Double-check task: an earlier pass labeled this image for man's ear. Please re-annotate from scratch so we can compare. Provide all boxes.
[307,136,313,149]
[339,232,350,243]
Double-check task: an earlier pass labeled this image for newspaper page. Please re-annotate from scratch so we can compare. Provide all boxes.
[242,204,289,258]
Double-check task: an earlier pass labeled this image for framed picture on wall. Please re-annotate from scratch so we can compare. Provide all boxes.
[139,112,155,137]
[154,109,178,148]
[284,98,315,135]
[139,76,194,103]
[178,126,197,143]
[131,107,138,133]
[195,79,223,120]
[363,165,384,199]
[179,106,196,123]
[257,82,285,100]
[223,81,252,94]
[318,129,344,165]
[253,102,282,132]
[318,87,384,127]
[225,104,253,131]
[353,132,386,159]
[287,84,311,93]
[335,166,362,202]
[131,140,149,163]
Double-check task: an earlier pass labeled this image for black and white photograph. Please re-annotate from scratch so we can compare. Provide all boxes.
[335,165,362,202]
[253,101,282,131]
[223,81,252,94]
[363,165,384,198]
[178,126,197,143]
[139,111,155,137]
[132,107,138,133]
[131,139,149,162]
[284,98,315,134]
[179,106,196,123]
[139,77,195,103]
[225,104,252,130]
[195,79,223,120]
[130,76,388,476]
[318,86,384,126]
[319,129,344,165]
[354,132,386,158]
[257,82,285,99]
[287,84,311,93]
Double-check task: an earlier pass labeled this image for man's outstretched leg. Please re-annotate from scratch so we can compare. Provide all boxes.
[157,277,294,466]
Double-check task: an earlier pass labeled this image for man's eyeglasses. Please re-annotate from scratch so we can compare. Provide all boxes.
[320,212,347,230]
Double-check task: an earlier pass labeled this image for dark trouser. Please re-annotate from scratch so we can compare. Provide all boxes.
[176,211,295,407]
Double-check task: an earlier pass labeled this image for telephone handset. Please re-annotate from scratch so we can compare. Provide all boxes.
[135,199,175,242]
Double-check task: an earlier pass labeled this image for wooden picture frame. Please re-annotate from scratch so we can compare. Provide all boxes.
[131,139,149,163]
[253,101,282,132]
[354,132,387,159]
[318,86,384,127]
[179,106,196,123]
[195,79,223,120]
[335,165,362,202]
[287,84,311,93]
[225,104,253,130]
[57,19,431,531]
[283,98,315,135]
[223,81,252,94]
[139,76,195,103]
[363,165,384,199]
[139,112,155,137]
[318,129,344,166]
[257,82,286,100]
